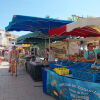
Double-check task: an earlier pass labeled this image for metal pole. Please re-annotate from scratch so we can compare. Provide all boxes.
[49,23,51,50]
[66,39,68,60]
[67,39,70,60]
[49,37,50,50]
[45,38,46,48]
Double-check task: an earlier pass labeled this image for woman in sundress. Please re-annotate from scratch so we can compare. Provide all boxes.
[9,46,19,76]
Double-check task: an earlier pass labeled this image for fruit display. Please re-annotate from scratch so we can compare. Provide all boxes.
[69,56,84,62]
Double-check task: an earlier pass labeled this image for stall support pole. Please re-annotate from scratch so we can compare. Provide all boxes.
[49,37,50,50]
[45,38,46,48]
[66,39,69,60]
[49,23,51,50]
[67,39,70,60]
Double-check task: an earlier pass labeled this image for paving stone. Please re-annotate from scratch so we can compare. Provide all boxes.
[0,61,55,100]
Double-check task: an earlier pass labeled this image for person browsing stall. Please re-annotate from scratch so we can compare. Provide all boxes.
[48,47,55,62]
[44,48,49,61]
[9,46,19,76]
[84,43,99,62]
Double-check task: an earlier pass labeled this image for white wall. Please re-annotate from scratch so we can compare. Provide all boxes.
[0,29,6,46]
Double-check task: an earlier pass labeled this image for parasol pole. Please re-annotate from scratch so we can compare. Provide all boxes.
[49,37,50,50]
[49,23,51,50]
[45,38,46,48]
[66,39,69,60]
[67,38,70,60]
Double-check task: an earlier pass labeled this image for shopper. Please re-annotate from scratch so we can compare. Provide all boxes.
[44,48,49,61]
[9,46,19,76]
[2,50,4,57]
[4,50,8,61]
[48,47,55,62]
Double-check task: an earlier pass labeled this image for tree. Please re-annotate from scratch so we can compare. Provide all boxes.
[68,15,83,21]
[45,15,50,18]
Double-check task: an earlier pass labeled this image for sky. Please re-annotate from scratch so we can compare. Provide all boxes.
[1,0,100,36]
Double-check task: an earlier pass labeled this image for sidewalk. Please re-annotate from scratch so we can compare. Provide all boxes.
[0,61,55,100]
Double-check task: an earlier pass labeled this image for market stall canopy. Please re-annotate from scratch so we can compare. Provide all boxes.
[67,17,100,32]
[16,31,47,44]
[49,17,100,37]
[17,31,48,42]
[5,15,73,34]
[16,31,67,44]
[16,37,47,44]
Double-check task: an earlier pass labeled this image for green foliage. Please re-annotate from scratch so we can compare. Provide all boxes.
[68,15,83,21]
[20,54,26,58]
[37,42,49,50]
[24,47,30,51]
[45,15,50,18]
[68,17,73,21]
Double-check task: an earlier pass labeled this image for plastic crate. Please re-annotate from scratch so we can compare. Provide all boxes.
[62,60,73,66]
[56,60,63,64]
[68,62,91,70]
[72,70,100,82]
[49,60,75,70]
[54,68,69,75]
[49,63,63,70]
[42,68,48,94]
[72,66,100,82]
[67,62,92,75]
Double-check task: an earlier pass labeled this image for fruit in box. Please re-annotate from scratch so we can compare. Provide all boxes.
[69,56,77,61]
[54,68,69,75]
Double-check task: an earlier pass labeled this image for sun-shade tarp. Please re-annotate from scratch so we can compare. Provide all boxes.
[5,15,73,35]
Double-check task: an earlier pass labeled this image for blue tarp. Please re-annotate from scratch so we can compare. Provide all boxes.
[5,15,73,34]
[47,70,100,100]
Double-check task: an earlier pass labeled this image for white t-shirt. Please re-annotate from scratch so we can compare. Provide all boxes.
[69,43,80,55]
[48,50,55,61]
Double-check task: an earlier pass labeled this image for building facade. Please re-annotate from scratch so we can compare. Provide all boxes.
[0,29,18,49]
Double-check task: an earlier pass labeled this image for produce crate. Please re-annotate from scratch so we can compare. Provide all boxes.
[54,68,69,75]
[72,63,100,82]
[68,62,92,70]
[49,60,75,70]
[61,60,74,66]
[72,70,100,82]
[49,63,57,70]
[48,61,63,70]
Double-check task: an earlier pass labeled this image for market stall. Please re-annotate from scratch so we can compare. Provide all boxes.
[5,15,73,82]
[47,69,100,100]
[41,59,100,100]
[49,17,100,37]
[5,15,100,99]
[41,17,100,100]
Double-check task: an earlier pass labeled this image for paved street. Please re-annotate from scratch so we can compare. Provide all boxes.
[0,61,55,100]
